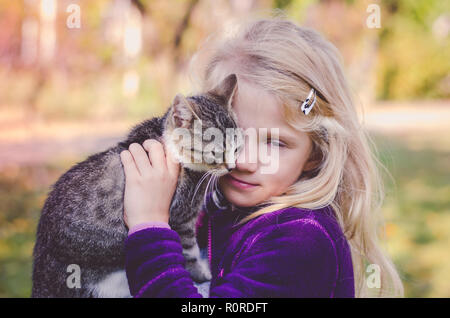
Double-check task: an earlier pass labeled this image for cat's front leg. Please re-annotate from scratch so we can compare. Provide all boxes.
[183,242,212,283]
[88,270,132,298]
[173,220,212,283]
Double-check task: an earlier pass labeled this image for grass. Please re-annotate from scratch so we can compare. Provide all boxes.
[373,133,450,297]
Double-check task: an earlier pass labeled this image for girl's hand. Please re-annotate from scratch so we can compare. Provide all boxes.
[120,139,180,229]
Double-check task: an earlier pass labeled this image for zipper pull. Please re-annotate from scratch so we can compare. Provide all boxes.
[208,217,212,268]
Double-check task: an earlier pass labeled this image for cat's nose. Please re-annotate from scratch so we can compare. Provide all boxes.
[226,162,235,172]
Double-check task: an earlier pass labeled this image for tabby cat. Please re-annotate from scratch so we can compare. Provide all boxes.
[32,74,241,297]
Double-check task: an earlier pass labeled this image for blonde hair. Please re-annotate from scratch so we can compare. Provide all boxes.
[189,12,403,297]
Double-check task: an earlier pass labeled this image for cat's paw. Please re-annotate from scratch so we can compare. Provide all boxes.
[186,258,212,283]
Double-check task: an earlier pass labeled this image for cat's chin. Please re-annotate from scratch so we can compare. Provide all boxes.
[181,162,213,172]
[181,162,229,176]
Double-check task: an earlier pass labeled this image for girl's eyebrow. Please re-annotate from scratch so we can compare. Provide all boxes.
[267,129,297,143]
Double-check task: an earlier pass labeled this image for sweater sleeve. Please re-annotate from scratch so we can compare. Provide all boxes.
[124,218,339,298]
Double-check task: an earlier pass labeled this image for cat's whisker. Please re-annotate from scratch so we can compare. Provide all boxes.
[197,170,211,189]
[203,172,216,206]
[212,172,221,193]
[214,174,220,193]
[191,170,212,207]
[191,172,209,204]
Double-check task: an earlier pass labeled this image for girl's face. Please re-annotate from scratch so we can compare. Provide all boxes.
[218,79,315,207]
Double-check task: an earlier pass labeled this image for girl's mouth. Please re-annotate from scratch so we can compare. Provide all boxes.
[226,174,259,190]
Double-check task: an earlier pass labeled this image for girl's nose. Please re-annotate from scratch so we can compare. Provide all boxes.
[235,138,258,173]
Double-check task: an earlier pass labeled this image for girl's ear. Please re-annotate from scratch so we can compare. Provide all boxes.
[303,159,320,172]
[208,73,238,110]
[303,145,323,171]
[171,93,200,128]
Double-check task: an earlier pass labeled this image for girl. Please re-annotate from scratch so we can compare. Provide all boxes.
[119,15,403,298]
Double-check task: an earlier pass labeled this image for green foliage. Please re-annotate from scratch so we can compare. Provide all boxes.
[377,0,450,99]
[273,0,294,10]
[274,0,449,100]
[0,166,48,297]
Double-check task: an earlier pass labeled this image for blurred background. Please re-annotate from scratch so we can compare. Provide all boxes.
[0,0,449,297]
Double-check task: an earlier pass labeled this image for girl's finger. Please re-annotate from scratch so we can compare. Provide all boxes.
[128,143,152,176]
[120,150,138,180]
[143,139,167,171]
[165,142,180,177]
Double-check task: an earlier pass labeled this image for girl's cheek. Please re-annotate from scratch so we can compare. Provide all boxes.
[259,148,282,175]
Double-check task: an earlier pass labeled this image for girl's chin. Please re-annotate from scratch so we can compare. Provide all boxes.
[219,177,264,207]
[221,187,263,208]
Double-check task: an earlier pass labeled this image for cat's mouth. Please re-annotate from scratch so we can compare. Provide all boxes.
[215,167,231,177]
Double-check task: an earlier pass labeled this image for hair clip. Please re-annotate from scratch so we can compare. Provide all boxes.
[300,88,317,115]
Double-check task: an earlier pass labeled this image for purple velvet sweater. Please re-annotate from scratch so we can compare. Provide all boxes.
[124,191,355,298]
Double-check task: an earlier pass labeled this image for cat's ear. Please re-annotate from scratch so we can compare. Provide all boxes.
[208,73,238,110]
[171,93,199,128]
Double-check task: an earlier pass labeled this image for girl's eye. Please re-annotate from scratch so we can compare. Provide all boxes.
[267,139,285,148]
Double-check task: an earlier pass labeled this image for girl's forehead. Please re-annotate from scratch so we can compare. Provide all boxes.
[233,80,307,144]
[234,80,291,131]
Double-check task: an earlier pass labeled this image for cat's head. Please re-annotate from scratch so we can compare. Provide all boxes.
[163,73,244,177]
